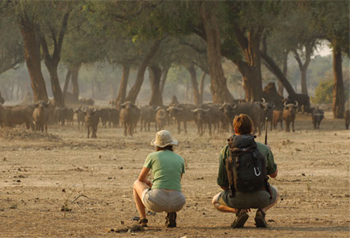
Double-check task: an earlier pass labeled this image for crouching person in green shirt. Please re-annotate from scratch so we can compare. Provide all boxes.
[133,130,186,228]
[212,114,279,228]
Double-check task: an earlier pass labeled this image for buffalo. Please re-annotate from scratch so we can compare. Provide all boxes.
[53,107,73,125]
[287,93,311,113]
[311,107,324,129]
[6,105,34,129]
[208,104,227,134]
[65,108,74,125]
[283,101,298,132]
[74,107,86,130]
[98,108,111,128]
[192,107,211,136]
[262,82,284,110]
[84,108,99,138]
[167,104,196,134]
[109,108,119,128]
[261,98,274,131]
[155,107,167,131]
[220,103,236,133]
[32,101,50,132]
[120,101,140,136]
[140,105,156,132]
[220,102,262,135]
[272,110,283,130]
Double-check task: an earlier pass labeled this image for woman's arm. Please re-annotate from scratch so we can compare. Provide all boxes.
[138,167,152,187]
[269,168,278,178]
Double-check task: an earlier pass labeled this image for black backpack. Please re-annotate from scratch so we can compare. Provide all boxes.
[226,135,271,198]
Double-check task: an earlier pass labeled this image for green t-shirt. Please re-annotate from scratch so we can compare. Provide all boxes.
[217,141,277,188]
[143,150,185,191]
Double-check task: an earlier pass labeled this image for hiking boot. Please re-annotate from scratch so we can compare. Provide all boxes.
[165,212,177,228]
[231,209,249,228]
[139,218,148,227]
[254,209,268,228]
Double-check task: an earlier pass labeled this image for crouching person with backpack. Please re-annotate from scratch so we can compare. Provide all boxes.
[133,130,186,228]
[212,114,279,228]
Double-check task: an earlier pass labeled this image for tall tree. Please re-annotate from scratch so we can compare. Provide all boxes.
[199,2,233,103]
[216,2,282,102]
[15,3,48,102]
[62,2,107,102]
[115,64,130,108]
[125,40,161,104]
[39,1,72,107]
[148,64,163,106]
[312,1,349,118]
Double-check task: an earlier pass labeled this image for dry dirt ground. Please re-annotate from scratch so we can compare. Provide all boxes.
[0,111,349,238]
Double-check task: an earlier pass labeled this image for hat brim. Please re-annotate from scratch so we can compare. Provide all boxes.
[151,139,178,148]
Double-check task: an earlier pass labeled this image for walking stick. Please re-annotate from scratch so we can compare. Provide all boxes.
[264,116,273,199]
[264,117,268,145]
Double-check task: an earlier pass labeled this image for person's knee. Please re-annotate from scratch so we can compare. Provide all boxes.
[133,179,140,189]
[212,194,220,209]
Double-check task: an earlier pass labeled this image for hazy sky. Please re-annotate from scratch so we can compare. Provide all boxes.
[316,42,332,56]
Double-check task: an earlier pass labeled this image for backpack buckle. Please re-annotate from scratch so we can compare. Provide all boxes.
[254,167,261,176]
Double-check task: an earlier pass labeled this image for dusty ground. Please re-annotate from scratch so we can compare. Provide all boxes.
[0,111,349,238]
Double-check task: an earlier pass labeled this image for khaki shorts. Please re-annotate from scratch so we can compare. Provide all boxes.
[142,188,186,213]
[217,185,278,209]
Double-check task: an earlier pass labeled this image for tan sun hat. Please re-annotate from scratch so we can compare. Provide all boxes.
[150,130,178,148]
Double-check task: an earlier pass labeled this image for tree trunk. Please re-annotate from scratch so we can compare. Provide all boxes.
[63,68,71,100]
[125,40,161,104]
[18,17,48,102]
[293,43,311,95]
[40,11,69,107]
[332,39,345,119]
[160,65,170,94]
[260,51,296,98]
[278,50,289,96]
[232,27,263,102]
[71,64,81,101]
[46,62,65,107]
[186,63,201,105]
[148,64,163,106]
[115,64,130,109]
[200,2,233,103]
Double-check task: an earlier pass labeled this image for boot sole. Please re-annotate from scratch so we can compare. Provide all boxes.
[231,213,249,228]
[254,215,268,228]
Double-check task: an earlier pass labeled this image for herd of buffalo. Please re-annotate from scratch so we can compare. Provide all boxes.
[0,93,349,139]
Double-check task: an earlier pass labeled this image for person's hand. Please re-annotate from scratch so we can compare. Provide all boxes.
[220,186,229,190]
[146,180,152,188]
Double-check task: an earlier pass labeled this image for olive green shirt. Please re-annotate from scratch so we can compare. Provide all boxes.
[144,150,185,191]
[217,142,277,188]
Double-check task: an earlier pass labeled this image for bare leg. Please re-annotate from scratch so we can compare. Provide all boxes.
[212,193,238,213]
[133,180,149,220]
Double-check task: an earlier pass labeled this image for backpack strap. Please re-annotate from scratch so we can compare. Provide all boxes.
[226,137,236,198]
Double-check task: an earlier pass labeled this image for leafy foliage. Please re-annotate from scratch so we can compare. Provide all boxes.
[312,78,333,104]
